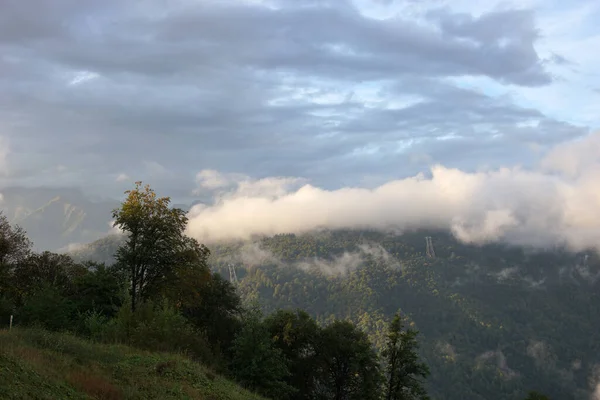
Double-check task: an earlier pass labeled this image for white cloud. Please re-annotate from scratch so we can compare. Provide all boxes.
[194,169,307,199]
[68,71,100,86]
[187,131,600,252]
[195,169,246,192]
[107,220,126,236]
[116,173,130,182]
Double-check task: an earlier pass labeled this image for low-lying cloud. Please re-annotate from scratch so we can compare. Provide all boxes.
[218,242,398,276]
[187,132,600,252]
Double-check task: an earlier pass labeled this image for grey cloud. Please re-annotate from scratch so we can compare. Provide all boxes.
[0,0,587,200]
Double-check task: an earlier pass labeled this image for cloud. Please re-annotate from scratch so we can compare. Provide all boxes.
[223,242,282,268]
[527,340,557,370]
[186,132,600,252]
[475,350,519,379]
[115,173,130,182]
[220,240,399,276]
[107,220,125,236]
[194,169,307,200]
[0,0,595,200]
[57,242,87,253]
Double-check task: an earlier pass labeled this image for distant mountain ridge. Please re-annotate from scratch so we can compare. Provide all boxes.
[0,186,208,252]
[0,187,119,251]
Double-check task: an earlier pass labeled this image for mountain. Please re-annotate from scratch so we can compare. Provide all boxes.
[0,187,209,252]
[69,228,600,399]
[0,187,119,252]
[68,234,124,264]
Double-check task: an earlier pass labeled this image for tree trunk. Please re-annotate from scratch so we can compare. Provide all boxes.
[131,265,138,313]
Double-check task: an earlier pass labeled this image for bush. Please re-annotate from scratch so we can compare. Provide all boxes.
[80,310,110,342]
[88,298,215,366]
[19,286,74,331]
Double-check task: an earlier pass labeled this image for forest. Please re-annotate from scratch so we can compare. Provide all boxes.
[2,182,581,399]
[206,231,599,400]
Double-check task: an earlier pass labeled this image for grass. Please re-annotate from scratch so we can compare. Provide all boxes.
[0,327,265,400]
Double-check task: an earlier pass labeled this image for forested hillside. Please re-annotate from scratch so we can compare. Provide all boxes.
[70,227,600,399]
[208,230,600,400]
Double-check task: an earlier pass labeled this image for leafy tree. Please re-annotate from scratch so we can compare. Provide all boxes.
[383,313,430,400]
[11,252,86,305]
[71,263,126,318]
[313,320,383,400]
[264,309,320,400]
[181,272,242,356]
[229,307,295,399]
[112,182,208,311]
[0,212,32,265]
[19,285,74,331]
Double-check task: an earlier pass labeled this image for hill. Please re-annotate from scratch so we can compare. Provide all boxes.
[69,228,600,399]
[0,187,118,252]
[68,234,124,264]
[0,327,264,400]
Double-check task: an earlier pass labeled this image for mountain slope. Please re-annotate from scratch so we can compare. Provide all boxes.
[210,230,600,400]
[0,328,264,400]
[0,187,118,251]
[70,228,600,399]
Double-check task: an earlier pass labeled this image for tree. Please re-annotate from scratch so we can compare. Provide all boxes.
[71,262,126,318]
[0,213,32,308]
[20,285,74,330]
[383,313,430,400]
[180,272,242,356]
[11,252,86,305]
[264,309,320,400]
[313,320,383,400]
[112,182,207,311]
[229,307,296,399]
[0,212,32,265]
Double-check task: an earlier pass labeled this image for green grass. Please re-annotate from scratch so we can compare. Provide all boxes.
[0,328,265,400]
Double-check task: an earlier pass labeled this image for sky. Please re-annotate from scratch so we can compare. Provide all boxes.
[2,0,600,249]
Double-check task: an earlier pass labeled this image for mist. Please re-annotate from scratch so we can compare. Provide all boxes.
[220,241,400,276]
[186,132,600,252]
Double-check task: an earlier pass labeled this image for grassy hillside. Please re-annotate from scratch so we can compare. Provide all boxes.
[0,328,264,400]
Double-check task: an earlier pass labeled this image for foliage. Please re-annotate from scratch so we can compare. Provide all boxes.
[264,309,320,400]
[71,262,126,318]
[87,299,215,366]
[11,251,86,306]
[0,211,32,265]
[112,181,209,311]
[229,307,296,399]
[312,320,383,400]
[19,285,74,331]
[212,229,599,400]
[181,272,242,360]
[383,313,430,400]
